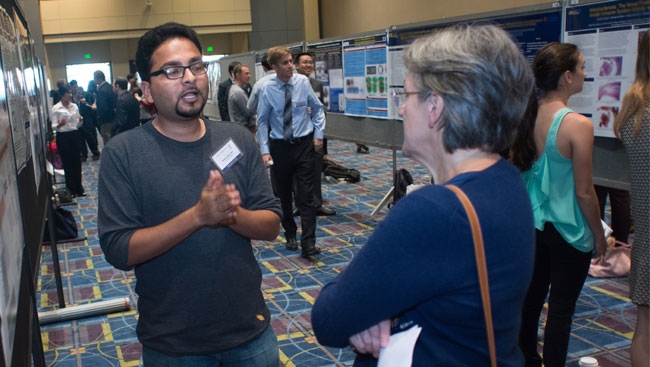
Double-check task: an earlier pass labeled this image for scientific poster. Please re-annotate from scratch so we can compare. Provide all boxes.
[387,9,562,119]
[565,0,649,137]
[289,45,302,56]
[206,61,220,104]
[15,10,42,187]
[254,52,266,82]
[306,40,344,113]
[0,8,25,172]
[343,34,389,119]
[0,8,25,366]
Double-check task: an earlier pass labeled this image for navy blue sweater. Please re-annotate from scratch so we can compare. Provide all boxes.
[312,159,535,366]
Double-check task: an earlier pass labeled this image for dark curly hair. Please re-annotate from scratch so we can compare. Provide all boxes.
[136,22,202,82]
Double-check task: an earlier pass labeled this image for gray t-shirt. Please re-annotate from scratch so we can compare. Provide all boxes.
[98,119,281,355]
[228,83,254,129]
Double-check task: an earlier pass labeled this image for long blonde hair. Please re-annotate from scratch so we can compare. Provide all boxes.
[614,30,650,138]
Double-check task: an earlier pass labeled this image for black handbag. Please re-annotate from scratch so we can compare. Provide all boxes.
[44,206,78,243]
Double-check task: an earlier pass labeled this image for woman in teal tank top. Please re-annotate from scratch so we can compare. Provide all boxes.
[510,42,607,367]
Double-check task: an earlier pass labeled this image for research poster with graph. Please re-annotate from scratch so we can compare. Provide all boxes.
[387,8,562,119]
[306,40,344,113]
[565,0,650,137]
[342,34,389,119]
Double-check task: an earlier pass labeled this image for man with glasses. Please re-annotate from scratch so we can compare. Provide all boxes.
[98,22,282,367]
[294,52,336,217]
[256,46,325,259]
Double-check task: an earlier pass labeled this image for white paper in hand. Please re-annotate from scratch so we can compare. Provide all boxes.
[377,325,422,367]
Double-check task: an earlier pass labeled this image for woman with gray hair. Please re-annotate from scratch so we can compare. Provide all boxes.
[311,25,536,366]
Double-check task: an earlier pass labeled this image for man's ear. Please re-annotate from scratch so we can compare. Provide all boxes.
[427,94,444,128]
[141,81,153,103]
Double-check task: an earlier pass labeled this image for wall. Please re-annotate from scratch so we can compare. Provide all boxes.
[16,0,45,61]
[45,32,244,85]
[40,0,252,42]
[248,0,305,50]
[321,0,554,37]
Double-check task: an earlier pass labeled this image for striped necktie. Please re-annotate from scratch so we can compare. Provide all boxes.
[283,83,293,139]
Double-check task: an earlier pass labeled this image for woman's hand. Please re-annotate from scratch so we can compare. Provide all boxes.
[349,319,391,358]
[593,233,608,261]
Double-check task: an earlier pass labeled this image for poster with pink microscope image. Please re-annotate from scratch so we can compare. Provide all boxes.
[564,0,649,137]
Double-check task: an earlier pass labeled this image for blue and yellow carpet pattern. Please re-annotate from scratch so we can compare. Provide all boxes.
[37,140,635,366]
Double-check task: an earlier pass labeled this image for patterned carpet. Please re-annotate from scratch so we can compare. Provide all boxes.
[37,139,635,367]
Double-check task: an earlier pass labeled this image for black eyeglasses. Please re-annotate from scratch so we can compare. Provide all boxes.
[150,61,208,80]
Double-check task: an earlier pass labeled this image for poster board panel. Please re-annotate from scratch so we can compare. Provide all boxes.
[305,40,344,113]
[565,0,650,137]
[342,33,389,119]
[0,4,25,364]
[387,5,563,119]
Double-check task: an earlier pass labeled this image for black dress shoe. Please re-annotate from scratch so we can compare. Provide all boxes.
[301,244,321,258]
[285,237,298,251]
[316,206,336,216]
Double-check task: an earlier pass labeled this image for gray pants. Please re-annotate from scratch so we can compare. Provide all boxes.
[100,123,112,145]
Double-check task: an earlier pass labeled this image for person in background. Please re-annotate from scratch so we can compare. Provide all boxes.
[613,29,650,367]
[50,79,67,105]
[93,70,116,144]
[312,25,536,366]
[217,61,240,121]
[294,52,336,216]
[512,42,607,367]
[594,185,630,243]
[134,92,156,124]
[256,46,325,259]
[78,80,100,161]
[227,63,255,133]
[51,86,85,197]
[247,56,275,114]
[69,80,80,102]
[98,22,281,367]
[128,74,143,97]
[112,77,140,136]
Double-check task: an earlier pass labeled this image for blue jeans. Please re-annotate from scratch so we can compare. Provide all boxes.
[142,326,279,367]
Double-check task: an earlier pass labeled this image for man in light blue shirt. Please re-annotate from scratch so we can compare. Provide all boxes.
[256,46,325,259]
[247,56,275,114]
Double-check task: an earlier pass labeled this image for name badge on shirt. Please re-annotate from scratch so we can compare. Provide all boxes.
[211,139,242,172]
[295,101,307,107]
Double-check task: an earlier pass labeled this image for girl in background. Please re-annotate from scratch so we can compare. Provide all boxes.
[613,29,650,367]
[512,42,607,367]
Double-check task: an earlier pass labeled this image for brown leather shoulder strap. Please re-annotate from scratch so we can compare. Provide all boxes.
[446,184,497,367]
